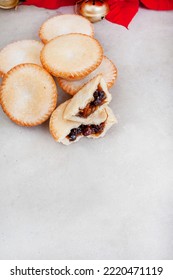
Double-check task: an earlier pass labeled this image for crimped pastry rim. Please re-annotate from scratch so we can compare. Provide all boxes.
[57,56,118,95]
[0,63,58,127]
[49,101,71,142]
[40,33,103,80]
[0,39,44,77]
[39,14,94,44]
[0,69,4,78]
[49,112,59,141]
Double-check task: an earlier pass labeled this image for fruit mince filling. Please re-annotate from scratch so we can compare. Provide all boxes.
[67,122,105,142]
[77,89,106,118]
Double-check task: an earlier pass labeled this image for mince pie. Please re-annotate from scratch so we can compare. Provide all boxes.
[0,40,43,77]
[39,14,94,44]
[40,34,103,80]
[0,64,57,126]
[64,74,112,124]
[57,56,117,95]
[49,100,116,145]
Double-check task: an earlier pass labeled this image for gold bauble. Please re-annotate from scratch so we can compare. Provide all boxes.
[0,0,19,9]
[77,0,110,23]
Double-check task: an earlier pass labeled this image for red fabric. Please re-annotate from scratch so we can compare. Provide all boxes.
[106,0,139,28]
[140,0,173,10]
[22,0,76,9]
[22,0,173,27]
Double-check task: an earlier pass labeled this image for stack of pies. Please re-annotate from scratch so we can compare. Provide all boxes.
[0,14,118,145]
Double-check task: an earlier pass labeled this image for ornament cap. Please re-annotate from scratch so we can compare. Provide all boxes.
[0,0,19,9]
[77,0,110,23]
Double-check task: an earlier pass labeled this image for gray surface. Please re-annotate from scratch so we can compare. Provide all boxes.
[0,6,173,260]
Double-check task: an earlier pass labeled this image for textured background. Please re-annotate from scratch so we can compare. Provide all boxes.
[0,6,173,259]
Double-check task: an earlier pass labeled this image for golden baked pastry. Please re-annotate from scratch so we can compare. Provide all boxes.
[49,100,116,145]
[64,74,111,124]
[0,64,58,126]
[87,106,117,139]
[0,40,43,77]
[58,56,117,95]
[40,34,103,80]
[39,14,94,44]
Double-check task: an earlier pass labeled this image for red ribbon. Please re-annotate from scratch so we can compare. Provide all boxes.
[22,0,173,28]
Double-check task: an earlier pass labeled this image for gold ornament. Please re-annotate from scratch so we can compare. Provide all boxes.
[0,0,19,9]
[76,0,110,23]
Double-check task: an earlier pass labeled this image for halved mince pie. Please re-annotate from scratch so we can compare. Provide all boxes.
[64,74,112,124]
[49,100,116,145]
[87,106,117,139]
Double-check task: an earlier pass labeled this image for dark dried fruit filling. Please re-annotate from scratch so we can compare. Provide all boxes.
[77,89,106,118]
[67,122,105,142]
